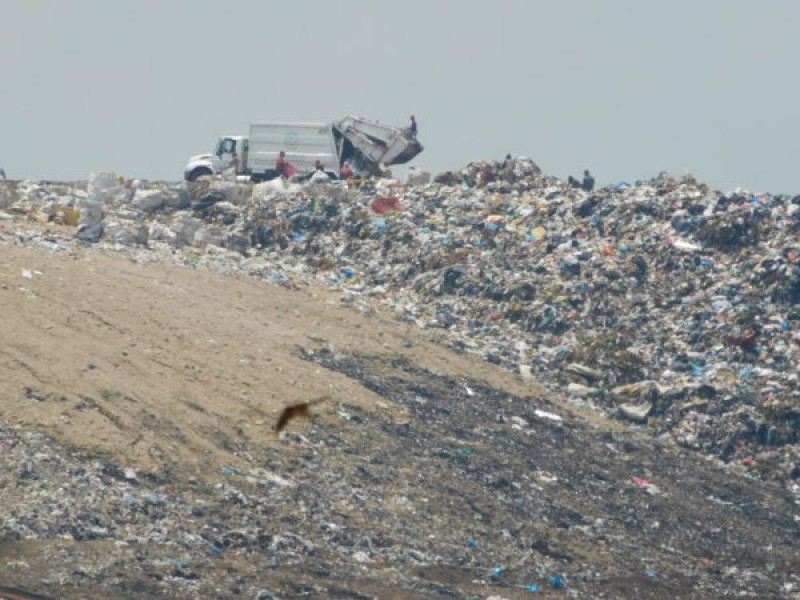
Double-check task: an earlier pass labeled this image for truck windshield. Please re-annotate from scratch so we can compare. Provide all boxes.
[215,138,236,157]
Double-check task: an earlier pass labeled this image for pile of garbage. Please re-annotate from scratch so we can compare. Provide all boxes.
[3,355,798,599]
[1,161,798,491]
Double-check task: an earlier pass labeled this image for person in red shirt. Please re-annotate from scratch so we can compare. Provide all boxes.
[275,151,287,174]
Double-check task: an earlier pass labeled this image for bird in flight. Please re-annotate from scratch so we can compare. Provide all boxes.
[274,396,329,433]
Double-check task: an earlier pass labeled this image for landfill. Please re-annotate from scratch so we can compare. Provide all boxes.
[1,163,799,599]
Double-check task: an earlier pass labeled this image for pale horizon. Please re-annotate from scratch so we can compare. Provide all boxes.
[2,1,799,194]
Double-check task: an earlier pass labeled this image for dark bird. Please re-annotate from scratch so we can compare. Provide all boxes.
[724,332,758,353]
[274,396,329,433]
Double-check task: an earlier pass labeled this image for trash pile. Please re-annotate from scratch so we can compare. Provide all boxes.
[2,356,798,599]
[1,160,799,492]
[2,165,800,599]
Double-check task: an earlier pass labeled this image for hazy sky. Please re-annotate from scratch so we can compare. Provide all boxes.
[3,1,799,193]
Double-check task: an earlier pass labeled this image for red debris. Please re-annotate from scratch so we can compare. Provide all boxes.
[371,196,403,214]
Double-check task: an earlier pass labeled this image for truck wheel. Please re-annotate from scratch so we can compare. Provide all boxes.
[186,167,212,182]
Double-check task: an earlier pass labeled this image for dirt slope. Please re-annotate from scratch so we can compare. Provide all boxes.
[0,238,798,599]
[1,241,529,478]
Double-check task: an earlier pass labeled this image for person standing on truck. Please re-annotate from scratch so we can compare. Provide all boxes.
[409,115,417,140]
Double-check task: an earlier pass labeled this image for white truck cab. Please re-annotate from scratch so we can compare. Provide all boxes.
[184,136,247,181]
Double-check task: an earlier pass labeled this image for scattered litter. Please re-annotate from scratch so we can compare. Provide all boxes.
[534,409,563,422]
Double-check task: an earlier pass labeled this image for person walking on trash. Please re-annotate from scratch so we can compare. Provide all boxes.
[275,151,297,178]
[275,151,286,177]
[582,169,595,192]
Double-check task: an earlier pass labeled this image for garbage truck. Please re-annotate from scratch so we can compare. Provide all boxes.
[183,116,423,182]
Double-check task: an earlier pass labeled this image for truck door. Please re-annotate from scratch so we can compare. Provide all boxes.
[214,137,238,172]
